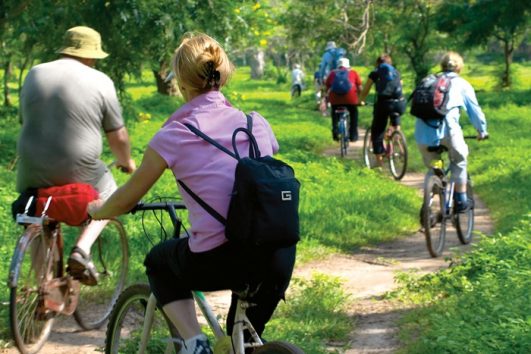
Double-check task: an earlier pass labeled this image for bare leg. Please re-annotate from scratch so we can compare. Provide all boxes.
[375,154,384,167]
[162,299,202,340]
[75,219,109,255]
[455,183,466,193]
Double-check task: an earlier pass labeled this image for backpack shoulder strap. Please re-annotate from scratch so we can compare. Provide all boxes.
[183,123,237,159]
[177,180,226,225]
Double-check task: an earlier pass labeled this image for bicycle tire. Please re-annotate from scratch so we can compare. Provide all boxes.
[338,115,348,158]
[388,130,408,180]
[455,176,475,244]
[362,127,377,168]
[74,218,128,330]
[253,340,305,353]
[423,175,447,257]
[105,283,181,354]
[9,225,59,354]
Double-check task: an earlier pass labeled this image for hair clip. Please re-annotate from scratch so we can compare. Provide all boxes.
[204,61,221,89]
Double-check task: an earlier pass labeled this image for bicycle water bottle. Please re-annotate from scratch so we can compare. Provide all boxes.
[431,159,445,178]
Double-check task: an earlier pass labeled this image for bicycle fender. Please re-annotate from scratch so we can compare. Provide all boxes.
[8,225,41,288]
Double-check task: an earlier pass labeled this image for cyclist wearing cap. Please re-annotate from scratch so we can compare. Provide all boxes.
[16,26,136,285]
[325,57,362,142]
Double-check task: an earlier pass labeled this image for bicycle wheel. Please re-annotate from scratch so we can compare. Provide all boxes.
[105,283,181,354]
[254,341,305,353]
[9,225,60,354]
[362,127,377,168]
[388,130,408,180]
[422,175,447,257]
[74,219,128,330]
[455,176,475,244]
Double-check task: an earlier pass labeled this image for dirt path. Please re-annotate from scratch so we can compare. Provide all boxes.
[308,134,494,353]
[1,135,494,354]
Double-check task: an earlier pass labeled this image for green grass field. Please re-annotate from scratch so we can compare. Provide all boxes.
[0,60,529,353]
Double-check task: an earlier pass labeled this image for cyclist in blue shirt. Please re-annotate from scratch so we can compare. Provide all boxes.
[415,52,488,212]
[318,41,337,82]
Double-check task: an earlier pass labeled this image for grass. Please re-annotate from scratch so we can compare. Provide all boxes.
[394,219,531,354]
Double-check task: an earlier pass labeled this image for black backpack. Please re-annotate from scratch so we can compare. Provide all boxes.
[330,69,352,95]
[178,115,300,249]
[410,73,454,128]
[375,63,402,99]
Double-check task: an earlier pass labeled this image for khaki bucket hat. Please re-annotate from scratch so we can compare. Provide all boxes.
[57,26,108,59]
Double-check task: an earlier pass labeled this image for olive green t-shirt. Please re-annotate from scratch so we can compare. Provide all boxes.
[16,58,124,192]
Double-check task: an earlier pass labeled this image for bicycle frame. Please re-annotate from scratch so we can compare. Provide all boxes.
[430,167,455,218]
[136,290,263,354]
[130,201,265,354]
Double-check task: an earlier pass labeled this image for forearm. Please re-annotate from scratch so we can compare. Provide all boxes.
[359,80,373,102]
[107,127,133,166]
[91,183,140,219]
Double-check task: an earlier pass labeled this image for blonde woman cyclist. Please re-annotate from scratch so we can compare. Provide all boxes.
[89,33,296,354]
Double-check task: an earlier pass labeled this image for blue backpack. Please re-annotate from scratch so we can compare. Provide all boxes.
[375,63,402,98]
[330,47,346,70]
[330,69,352,95]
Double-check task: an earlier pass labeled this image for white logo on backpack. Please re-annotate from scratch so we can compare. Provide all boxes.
[281,191,292,201]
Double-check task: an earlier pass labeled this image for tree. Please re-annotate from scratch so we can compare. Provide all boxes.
[437,0,530,87]
[0,0,31,106]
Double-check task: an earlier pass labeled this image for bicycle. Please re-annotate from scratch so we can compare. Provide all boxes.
[8,195,128,354]
[335,106,350,157]
[105,201,304,354]
[421,136,484,257]
[363,124,408,180]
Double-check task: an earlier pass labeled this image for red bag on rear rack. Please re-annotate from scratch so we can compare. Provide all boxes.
[34,183,99,226]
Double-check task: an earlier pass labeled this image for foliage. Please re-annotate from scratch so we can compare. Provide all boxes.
[436,0,530,87]
[394,219,531,354]
[265,273,353,353]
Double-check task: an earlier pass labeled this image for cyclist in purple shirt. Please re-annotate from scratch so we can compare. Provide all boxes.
[89,32,295,354]
[415,52,488,212]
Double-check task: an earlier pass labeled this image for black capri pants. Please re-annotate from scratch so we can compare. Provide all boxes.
[371,97,406,154]
[144,237,296,336]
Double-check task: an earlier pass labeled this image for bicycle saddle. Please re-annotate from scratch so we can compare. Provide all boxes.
[427,145,449,153]
[233,282,262,300]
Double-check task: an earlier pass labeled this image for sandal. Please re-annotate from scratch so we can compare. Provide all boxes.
[67,246,99,286]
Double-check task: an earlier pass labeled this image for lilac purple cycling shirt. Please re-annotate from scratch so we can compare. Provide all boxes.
[149,91,279,252]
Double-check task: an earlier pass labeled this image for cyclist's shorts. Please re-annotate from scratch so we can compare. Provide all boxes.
[94,169,117,200]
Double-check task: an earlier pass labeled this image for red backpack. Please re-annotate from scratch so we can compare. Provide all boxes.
[34,183,99,226]
[410,73,454,127]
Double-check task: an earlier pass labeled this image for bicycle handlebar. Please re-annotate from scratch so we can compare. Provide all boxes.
[129,201,187,241]
[130,201,186,214]
[463,134,489,140]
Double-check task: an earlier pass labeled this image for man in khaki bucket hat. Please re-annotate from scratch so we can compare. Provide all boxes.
[57,26,109,59]
[16,25,136,286]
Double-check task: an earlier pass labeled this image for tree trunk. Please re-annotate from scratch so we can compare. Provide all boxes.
[502,39,513,88]
[19,56,33,94]
[3,59,12,107]
[249,48,265,79]
[152,61,178,96]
